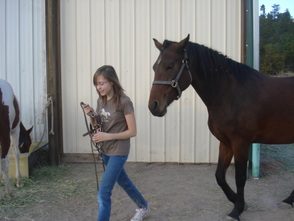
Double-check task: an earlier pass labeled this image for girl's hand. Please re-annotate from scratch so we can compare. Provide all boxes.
[82,104,95,116]
[92,131,109,143]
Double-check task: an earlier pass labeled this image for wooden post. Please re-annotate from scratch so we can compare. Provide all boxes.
[46,0,62,166]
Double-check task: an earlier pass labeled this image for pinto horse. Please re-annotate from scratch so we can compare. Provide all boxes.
[0,79,33,198]
[148,35,294,220]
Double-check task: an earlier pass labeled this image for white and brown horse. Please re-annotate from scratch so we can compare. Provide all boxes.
[0,79,33,198]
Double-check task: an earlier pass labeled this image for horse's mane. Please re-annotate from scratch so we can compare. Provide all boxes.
[186,42,261,82]
[162,40,260,82]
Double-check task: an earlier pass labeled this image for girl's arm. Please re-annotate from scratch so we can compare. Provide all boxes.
[92,112,137,143]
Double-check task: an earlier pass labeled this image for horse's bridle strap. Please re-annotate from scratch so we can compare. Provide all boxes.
[152,49,192,99]
[153,79,183,98]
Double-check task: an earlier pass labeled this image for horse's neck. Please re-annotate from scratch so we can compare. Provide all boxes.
[191,78,219,109]
[190,56,229,108]
[190,50,263,110]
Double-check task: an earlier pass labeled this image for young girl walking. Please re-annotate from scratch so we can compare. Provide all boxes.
[83,65,149,221]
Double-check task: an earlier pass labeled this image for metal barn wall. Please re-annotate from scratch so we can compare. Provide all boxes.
[60,0,242,163]
[0,0,47,143]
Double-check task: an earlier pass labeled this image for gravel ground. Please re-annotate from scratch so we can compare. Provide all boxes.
[0,144,293,221]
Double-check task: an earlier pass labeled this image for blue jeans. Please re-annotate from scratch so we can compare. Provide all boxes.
[97,154,148,221]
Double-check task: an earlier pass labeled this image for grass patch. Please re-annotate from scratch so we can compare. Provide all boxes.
[0,164,94,215]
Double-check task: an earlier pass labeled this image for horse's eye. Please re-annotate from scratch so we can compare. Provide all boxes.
[167,65,174,70]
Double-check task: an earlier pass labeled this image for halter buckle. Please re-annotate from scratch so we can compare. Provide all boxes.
[171,80,178,88]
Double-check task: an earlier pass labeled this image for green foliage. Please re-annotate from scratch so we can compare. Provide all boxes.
[260,4,294,75]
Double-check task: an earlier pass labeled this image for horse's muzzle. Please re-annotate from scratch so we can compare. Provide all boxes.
[148,100,167,117]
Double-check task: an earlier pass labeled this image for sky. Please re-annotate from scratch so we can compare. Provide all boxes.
[259,0,294,15]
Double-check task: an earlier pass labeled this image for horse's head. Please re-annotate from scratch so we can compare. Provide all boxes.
[19,122,33,153]
[148,34,192,117]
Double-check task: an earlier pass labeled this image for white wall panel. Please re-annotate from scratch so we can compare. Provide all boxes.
[76,0,92,153]
[0,0,6,76]
[134,0,151,162]
[0,0,47,143]
[149,0,165,162]
[180,0,196,163]
[119,0,137,160]
[60,0,78,153]
[61,0,242,163]
[227,0,242,61]
[6,0,20,93]
[19,0,34,126]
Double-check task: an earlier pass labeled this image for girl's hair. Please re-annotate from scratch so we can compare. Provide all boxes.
[93,65,125,110]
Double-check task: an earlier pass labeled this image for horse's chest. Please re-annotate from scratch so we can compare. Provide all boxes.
[207,112,238,141]
[207,116,224,138]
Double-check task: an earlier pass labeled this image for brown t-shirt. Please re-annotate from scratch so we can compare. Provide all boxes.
[96,94,134,156]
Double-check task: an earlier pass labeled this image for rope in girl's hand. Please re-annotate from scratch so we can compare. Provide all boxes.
[80,102,105,191]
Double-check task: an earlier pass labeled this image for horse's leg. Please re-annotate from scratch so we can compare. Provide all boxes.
[0,154,2,198]
[11,125,23,188]
[1,157,14,198]
[282,189,294,207]
[215,142,236,204]
[227,142,250,220]
[1,131,14,198]
[0,159,2,181]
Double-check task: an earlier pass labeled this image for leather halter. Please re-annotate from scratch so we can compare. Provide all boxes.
[152,49,192,99]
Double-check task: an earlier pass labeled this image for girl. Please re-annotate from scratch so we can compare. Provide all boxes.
[83,65,149,221]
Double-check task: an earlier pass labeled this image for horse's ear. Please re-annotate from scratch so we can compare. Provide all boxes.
[153,38,163,51]
[27,126,33,134]
[177,34,190,51]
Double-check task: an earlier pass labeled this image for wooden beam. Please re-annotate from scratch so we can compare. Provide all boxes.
[62,153,102,163]
[46,0,62,166]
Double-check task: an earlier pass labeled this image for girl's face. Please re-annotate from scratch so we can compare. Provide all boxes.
[95,75,114,99]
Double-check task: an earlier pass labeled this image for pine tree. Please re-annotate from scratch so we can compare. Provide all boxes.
[259,4,294,75]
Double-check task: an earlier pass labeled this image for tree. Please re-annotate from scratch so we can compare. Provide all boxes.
[259,4,294,75]
[270,4,280,19]
[260,4,266,17]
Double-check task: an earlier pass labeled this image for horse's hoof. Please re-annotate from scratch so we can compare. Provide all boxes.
[226,216,239,221]
[278,202,293,209]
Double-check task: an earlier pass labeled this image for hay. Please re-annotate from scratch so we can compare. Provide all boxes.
[0,164,94,216]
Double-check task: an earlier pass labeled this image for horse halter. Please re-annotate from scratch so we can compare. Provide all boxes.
[152,49,192,99]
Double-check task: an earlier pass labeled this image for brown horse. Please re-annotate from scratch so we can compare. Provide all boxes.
[148,35,294,220]
[0,79,33,198]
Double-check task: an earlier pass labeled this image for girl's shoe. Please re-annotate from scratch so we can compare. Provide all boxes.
[130,206,150,221]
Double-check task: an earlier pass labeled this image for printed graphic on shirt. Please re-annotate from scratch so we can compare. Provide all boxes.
[100,108,110,123]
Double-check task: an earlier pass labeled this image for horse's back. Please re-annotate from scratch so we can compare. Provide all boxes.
[251,76,294,144]
[0,79,15,106]
[0,79,18,130]
[261,76,294,108]
[212,74,294,144]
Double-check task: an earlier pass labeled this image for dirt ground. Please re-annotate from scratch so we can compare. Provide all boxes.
[1,144,293,221]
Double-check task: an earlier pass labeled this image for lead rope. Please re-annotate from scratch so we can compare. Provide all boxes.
[47,96,55,135]
[80,102,105,191]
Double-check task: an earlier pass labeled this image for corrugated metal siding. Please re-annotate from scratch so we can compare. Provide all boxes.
[60,0,242,163]
[0,0,47,143]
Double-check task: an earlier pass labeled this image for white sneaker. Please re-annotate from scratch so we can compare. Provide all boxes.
[130,206,150,221]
